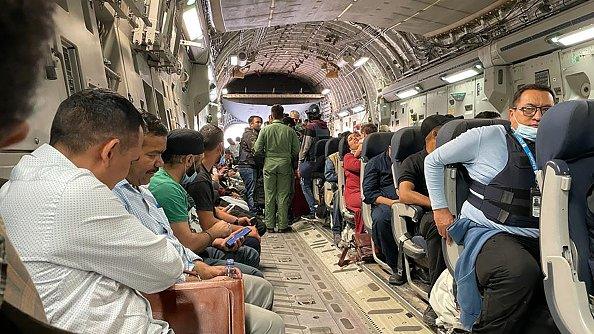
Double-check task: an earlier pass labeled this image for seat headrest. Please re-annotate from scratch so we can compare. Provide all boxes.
[436,119,510,147]
[325,138,339,156]
[362,132,394,161]
[391,127,425,163]
[314,139,328,157]
[338,137,350,160]
[537,100,594,168]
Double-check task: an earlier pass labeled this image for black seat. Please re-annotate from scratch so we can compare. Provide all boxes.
[337,137,354,221]
[361,132,395,274]
[325,138,339,157]
[536,100,594,333]
[436,118,510,273]
[390,126,429,299]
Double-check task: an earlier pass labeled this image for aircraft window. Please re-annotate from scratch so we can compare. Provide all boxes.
[61,39,83,96]
[80,0,93,33]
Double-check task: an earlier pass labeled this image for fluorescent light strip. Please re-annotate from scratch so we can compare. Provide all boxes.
[353,57,369,67]
[396,88,420,99]
[551,25,594,46]
[321,88,331,95]
[337,110,350,117]
[351,105,365,113]
[441,68,480,84]
[337,3,353,19]
[230,55,238,66]
[182,7,202,40]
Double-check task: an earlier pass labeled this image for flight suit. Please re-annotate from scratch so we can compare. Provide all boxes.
[253,120,300,230]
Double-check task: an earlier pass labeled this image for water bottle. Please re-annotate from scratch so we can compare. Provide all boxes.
[225,259,236,278]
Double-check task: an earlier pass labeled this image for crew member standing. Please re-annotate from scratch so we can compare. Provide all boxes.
[254,104,300,232]
[298,104,330,219]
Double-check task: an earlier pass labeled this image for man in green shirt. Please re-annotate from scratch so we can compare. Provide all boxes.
[149,129,261,272]
[254,104,300,232]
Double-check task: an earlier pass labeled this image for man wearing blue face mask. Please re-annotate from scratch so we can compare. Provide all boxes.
[425,84,559,333]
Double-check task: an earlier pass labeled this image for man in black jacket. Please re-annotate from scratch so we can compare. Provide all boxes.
[238,115,263,215]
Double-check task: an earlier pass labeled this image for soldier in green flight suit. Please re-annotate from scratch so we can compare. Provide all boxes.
[254,104,300,232]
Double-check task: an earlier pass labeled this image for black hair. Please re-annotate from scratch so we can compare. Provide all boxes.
[474,111,501,119]
[248,115,263,124]
[271,104,284,120]
[49,88,144,153]
[360,123,378,135]
[1,0,54,136]
[141,112,168,136]
[511,84,556,107]
[282,116,296,127]
[199,123,224,151]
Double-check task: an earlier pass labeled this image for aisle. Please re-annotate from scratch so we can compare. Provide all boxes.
[260,222,432,334]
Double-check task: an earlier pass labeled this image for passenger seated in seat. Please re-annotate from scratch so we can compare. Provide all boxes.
[149,128,261,269]
[343,132,364,230]
[474,111,501,119]
[327,132,350,246]
[425,84,559,333]
[362,147,406,285]
[113,114,284,334]
[0,89,184,333]
[186,124,263,253]
[397,114,454,325]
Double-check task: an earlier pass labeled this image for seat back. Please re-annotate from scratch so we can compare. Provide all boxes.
[360,132,394,231]
[390,127,425,190]
[436,118,510,272]
[337,137,350,215]
[313,139,329,170]
[537,100,594,333]
[325,138,339,157]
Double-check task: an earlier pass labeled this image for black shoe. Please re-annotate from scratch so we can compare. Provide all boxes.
[278,227,291,233]
[333,233,342,247]
[388,273,407,286]
[422,305,438,327]
[266,228,275,233]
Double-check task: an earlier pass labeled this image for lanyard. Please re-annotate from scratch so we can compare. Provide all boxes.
[511,132,538,174]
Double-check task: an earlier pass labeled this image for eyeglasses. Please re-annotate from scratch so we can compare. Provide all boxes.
[512,105,551,117]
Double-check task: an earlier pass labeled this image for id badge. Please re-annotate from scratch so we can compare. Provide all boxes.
[530,186,541,218]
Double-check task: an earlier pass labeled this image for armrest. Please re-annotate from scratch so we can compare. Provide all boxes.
[145,277,246,334]
[391,203,426,259]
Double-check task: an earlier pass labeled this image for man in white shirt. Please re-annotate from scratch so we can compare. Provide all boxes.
[113,113,285,334]
[0,89,183,333]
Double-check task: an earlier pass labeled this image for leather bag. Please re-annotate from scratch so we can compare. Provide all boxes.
[144,277,246,334]
[337,233,374,267]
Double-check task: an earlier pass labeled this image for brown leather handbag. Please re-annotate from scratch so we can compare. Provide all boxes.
[144,277,245,334]
[337,233,374,267]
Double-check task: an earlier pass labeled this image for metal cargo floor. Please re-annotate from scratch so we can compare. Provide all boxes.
[260,221,433,334]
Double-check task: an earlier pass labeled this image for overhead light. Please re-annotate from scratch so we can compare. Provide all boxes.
[321,88,331,95]
[337,110,350,117]
[336,59,348,68]
[474,63,483,70]
[550,25,594,46]
[396,87,421,99]
[182,7,202,41]
[230,55,238,66]
[221,88,229,95]
[217,112,222,118]
[441,68,480,84]
[353,57,369,67]
[351,104,365,113]
[207,66,214,82]
[180,40,203,48]
[187,0,196,4]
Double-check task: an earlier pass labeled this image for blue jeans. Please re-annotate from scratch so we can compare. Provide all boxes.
[299,161,316,214]
[331,191,343,234]
[203,246,262,277]
[371,204,398,272]
[238,166,257,215]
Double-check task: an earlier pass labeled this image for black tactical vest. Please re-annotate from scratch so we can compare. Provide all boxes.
[306,120,330,161]
[467,128,539,228]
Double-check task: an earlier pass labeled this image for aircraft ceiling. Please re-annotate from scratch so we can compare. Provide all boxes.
[202,0,582,117]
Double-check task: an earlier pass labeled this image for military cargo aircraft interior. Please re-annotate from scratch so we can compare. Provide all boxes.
[3,0,594,333]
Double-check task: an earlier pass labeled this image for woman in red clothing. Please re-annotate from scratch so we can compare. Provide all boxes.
[343,132,363,211]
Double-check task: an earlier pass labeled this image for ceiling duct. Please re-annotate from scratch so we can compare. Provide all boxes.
[238,52,248,67]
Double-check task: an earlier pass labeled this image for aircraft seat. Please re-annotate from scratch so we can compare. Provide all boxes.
[323,138,340,209]
[361,132,395,274]
[536,100,594,334]
[436,118,510,273]
[312,138,329,206]
[390,126,429,300]
[337,137,355,222]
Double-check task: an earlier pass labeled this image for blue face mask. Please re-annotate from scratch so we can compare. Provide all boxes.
[513,114,538,142]
[181,171,197,186]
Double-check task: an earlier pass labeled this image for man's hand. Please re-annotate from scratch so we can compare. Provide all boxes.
[237,217,253,226]
[212,234,242,252]
[208,220,232,239]
[193,262,243,280]
[434,208,454,244]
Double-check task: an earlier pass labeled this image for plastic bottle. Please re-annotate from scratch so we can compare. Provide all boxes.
[226,259,236,278]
